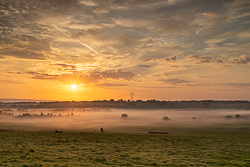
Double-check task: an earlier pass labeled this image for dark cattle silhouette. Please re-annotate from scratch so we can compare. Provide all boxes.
[163,116,170,120]
[235,114,241,119]
[225,115,234,119]
[121,114,128,118]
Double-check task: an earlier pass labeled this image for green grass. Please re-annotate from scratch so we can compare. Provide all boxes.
[1,130,250,166]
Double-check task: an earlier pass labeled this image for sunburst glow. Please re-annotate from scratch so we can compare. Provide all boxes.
[71,84,77,90]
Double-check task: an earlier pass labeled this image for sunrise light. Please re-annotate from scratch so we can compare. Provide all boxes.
[0,0,249,101]
[71,84,77,90]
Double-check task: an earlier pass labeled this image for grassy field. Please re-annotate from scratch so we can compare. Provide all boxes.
[1,126,250,166]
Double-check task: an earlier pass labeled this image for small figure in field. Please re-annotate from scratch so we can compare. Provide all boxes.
[121,114,128,118]
[55,129,62,133]
[163,116,170,120]
[225,115,234,119]
[235,114,241,119]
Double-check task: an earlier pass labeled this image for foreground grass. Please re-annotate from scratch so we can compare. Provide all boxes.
[1,131,250,166]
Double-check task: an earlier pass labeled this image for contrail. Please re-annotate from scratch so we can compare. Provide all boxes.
[76,40,98,54]
[54,27,99,54]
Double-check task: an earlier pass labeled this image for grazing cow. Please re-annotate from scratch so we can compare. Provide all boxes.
[121,114,128,118]
[235,114,241,119]
[163,116,170,120]
[225,115,234,119]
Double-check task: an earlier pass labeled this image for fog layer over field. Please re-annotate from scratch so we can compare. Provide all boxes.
[1,108,250,133]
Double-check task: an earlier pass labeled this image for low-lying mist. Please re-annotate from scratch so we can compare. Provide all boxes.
[1,108,250,133]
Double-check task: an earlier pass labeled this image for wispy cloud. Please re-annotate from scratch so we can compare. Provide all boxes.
[0,79,25,84]
[158,78,190,85]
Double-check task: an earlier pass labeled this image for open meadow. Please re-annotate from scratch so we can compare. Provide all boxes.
[1,129,250,166]
[1,108,250,166]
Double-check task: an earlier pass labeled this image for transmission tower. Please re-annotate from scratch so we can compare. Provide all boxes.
[130,92,134,101]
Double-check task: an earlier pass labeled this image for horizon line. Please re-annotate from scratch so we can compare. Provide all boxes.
[0,98,249,103]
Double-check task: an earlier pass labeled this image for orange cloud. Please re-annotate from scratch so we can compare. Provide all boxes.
[26,70,134,85]
[228,55,250,65]
[202,12,218,17]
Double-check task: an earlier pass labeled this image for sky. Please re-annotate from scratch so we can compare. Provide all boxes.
[0,0,250,101]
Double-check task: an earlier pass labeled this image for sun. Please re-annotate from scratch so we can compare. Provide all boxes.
[71,84,77,90]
